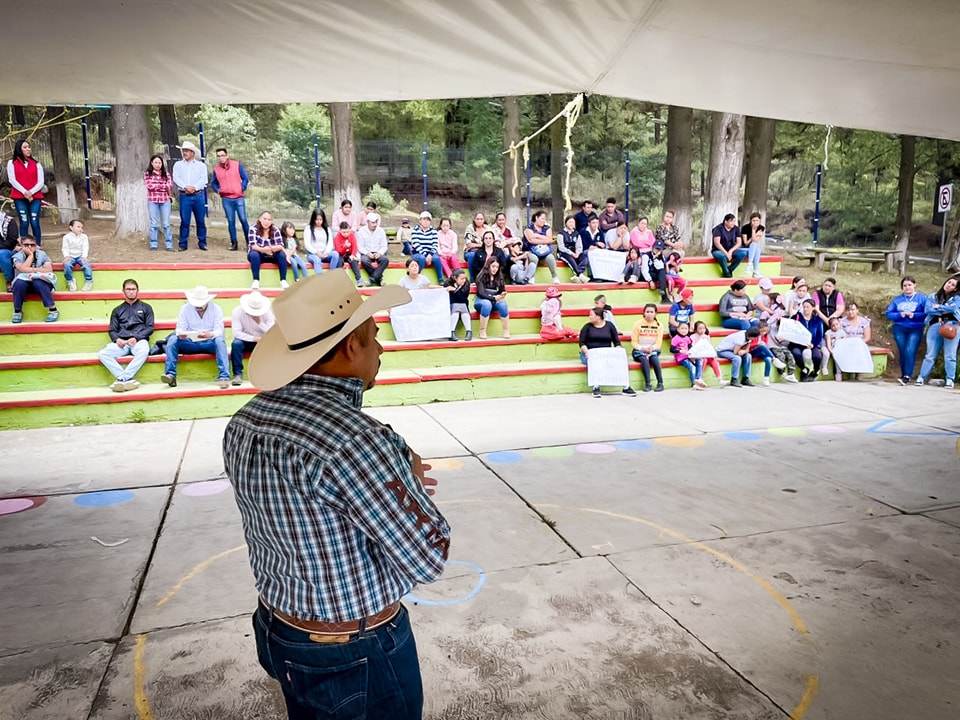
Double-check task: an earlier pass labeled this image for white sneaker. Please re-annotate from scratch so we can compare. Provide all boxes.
[784,374,799,383]
[551,276,560,284]
[946,379,955,389]
[280,280,290,290]
[570,275,582,284]
[68,279,77,292]
[627,275,638,284]
[744,264,754,277]
[762,377,770,386]
[82,281,93,291]
[820,365,829,376]
[772,357,786,370]
[718,378,729,387]
[915,377,924,386]
[580,274,590,283]
[251,280,260,289]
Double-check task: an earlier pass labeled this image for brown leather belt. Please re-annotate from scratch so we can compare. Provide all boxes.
[263,599,401,637]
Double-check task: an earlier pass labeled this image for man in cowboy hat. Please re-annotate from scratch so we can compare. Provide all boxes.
[172,140,209,251]
[222,270,450,719]
[229,291,274,385]
[161,285,231,388]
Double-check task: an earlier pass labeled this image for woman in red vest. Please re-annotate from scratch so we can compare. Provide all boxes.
[6,138,45,244]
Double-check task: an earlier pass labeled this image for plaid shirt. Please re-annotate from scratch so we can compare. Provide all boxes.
[248,224,284,251]
[143,171,172,204]
[223,374,451,622]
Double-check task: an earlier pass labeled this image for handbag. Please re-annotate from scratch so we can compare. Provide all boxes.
[938,323,958,340]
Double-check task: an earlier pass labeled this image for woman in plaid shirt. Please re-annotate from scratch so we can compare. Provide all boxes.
[143,155,173,251]
[248,211,290,290]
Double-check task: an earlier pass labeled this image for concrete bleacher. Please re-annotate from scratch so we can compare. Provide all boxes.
[0,255,889,429]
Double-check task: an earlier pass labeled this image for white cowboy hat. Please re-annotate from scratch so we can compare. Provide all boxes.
[238,291,271,317]
[184,285,217,307]
[366,212,381,224]
[178,140,201,155]
[249,270,410,391]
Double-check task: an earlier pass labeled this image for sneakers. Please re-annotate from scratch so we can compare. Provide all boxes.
[251,280,260,290]
[111,381,126,393]
[741,377,755,387]
[67,279,77,292]
[465,331,473,341]
[123,379,140,391]
[820,364,829,376]
[835,373,843,382]
[45,310,59,323]
[592,386,601,398]
[160,373,177,387]
[897,376,909,386]
[570,275,582,284]
[694,378,708,389]
[627,275,638,284]
[772,357,786,370]
[730,379,742,387]
[11,312,22,324]
[718,378,730,387]
[280,280,290,290]
[643,383,652,393]
[915,377,924,386]
[579,274,590,283]
[762,377,770,386]
[82,281,93,291]
[784,374,799,383]
[947,379,955,389]
[654,384,665,393]
[622,387,637,396]
[231,375,243,386]
[551,276,560,284]
[217,378,231,389]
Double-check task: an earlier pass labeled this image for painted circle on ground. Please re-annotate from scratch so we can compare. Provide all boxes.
[576,443,617,455]
[810,425,847,434]
[405,560,486,607]
[182,480,231,497]
[486,451,524,464]
[654,436,706,448]
[0,496,47,516]
[425,458,465,471]
[531,446,575,458]
[74,489,135,507]
[768,427,807,437]
[613,440,654,451]
[724,431,764,441]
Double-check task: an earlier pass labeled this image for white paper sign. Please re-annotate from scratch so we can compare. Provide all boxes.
[588,248,628,281]
[777,318,813,346]
[389,287,451,341]
[832,338,874,373]
[587,346,629,387]
[688,338,718,359]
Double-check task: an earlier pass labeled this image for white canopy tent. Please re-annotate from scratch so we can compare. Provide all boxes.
[9,0,960,139]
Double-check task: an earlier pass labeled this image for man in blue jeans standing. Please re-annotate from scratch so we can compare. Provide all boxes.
[172,141,208,251]
[211,147,250,251]
[161,285,231,388]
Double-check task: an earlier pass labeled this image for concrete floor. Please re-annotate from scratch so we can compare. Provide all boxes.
[1,381,958,719]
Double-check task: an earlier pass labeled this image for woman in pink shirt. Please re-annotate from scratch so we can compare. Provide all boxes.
[629,216,657,253]
[331,199,360,232]
[437,217,460,277]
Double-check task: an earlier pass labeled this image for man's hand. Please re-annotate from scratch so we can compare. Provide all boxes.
[197,331,213,339]
[411,451,437,496]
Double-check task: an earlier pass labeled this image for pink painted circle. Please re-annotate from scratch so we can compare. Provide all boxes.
[182,480,231,497]
[810,425,847,434]
[0,496,47,516]
[576,443,617,454]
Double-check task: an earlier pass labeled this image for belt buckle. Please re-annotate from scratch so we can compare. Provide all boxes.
[308,633,352,644]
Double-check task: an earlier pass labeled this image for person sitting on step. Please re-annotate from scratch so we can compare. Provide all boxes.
[61,219,94,291]
[579,307,636,398]
[98,278,155,392]
[631,303,665,392]
[539,286,578,341]
[248,211,289,290]
[230,291,275,385]
[161,285,231,389]
[446,269,472,341]
[10,235,59,323]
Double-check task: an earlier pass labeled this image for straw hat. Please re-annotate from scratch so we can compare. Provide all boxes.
[249,270,410,391]
[238,291,271,317]
[185,286,216,307]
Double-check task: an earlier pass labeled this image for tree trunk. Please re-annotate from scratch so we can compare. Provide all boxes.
[549,94,566,229]
[742,117,776,223]
[97,109,109,146]
[328,103,361,210]
[893,135,915,273]
[113,105,150,237]
[501,96,523,236]
[652,106,663,145]
[663,106,693,246]
[158,105,181,161]
[46,107,79,225]
[701,112,745,252]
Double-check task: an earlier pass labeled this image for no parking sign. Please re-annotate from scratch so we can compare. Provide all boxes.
[938,183,953,214]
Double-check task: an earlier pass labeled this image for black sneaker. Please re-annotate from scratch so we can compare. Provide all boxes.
[654,384,665,393]
[730,379,742,387]
[622,387,637,397]
[741,378,755,387]
[897,376,909,386]
[643,384,652,393]
[592,387,601,398]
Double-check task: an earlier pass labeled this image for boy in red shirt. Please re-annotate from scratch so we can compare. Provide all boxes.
[334,222,363,286]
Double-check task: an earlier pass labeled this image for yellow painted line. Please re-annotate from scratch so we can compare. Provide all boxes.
[155,544,246,608]
[133,634,155,720]
[792,675,820,720]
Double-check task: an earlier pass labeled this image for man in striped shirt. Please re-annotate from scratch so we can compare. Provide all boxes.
[223,271,450,719]
[410,210,443,284]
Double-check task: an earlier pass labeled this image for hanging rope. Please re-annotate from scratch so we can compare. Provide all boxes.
[822,124,833,171]
[506,93,585,214]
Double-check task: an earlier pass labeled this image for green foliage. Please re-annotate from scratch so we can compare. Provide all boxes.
[277,104,331,207]
[364,183,395,210]
[354,100,446,143]
[197,104,257,150]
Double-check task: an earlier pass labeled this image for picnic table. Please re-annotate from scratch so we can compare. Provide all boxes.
[794,246,904,273]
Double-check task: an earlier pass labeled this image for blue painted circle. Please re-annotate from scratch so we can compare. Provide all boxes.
[486,451,524,464]
[74,489,135,507]
[405,560,486,607]
[614,440,654,451]
[724,431,764,441]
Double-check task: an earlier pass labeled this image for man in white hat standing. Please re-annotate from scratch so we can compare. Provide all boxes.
[356,211,388,286]
[161,285,230,388]
[172,141,209,251]
[229,291,274,385]
[222,271,450,719]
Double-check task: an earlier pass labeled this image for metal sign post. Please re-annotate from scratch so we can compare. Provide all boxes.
[938,183,953,252]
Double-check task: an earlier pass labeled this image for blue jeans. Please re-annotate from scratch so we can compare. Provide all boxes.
[63,256,93,283]
[677,358,696,385]
[463,250,477,281]
[98,340,150,381]
[721,317,759,331]
[306,251,341,274]
[14,198,42,243]
[253,604,423,720]
[147,200,173,249]
[747,241,763,269]
[221,196,250,246]
[288,254,309,280]
[712,248,748,277]
[718,349,752,381]
[474,298,508,318]
[163,334,229,380]
[249,250,289,281]
[178,193,207,249]
[412,252,444,284]
[230,339,257,376]
[749,344,775,377]
[12,277,56,311]
[0,249,14,282]
[919,322,959,381]
[891,324,924,378]
[559,250,589,276]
